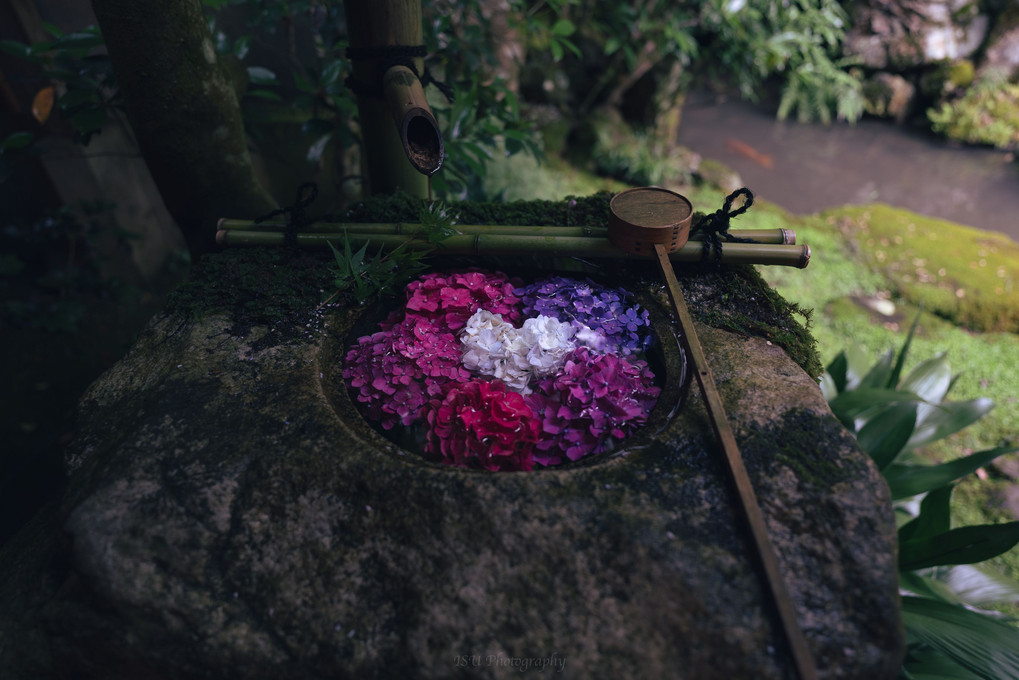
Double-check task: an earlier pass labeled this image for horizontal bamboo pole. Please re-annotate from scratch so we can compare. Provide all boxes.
[215,228,810,268]
[216,219,796,245]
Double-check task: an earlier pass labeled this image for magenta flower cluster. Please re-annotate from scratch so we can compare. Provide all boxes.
[515,276,653,354]
[403,270,522,330]
[526,347,660,466]
[343,317,469,430]
[344,270,660,471]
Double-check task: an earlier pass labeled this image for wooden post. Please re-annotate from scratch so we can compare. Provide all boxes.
[344,0,440,197]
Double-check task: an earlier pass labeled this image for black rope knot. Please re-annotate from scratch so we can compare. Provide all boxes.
[344,44,455,103]
[255,182,319,247]
[693,187,757,265]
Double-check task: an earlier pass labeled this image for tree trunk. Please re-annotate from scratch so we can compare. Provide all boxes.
[90,0,277,257]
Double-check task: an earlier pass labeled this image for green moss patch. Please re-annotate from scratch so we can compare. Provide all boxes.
[823,204,1019,333]
[173,191,819,376]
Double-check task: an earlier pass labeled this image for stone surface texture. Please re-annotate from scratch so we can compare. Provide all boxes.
[0,257,903,680]
[845,0,989,70]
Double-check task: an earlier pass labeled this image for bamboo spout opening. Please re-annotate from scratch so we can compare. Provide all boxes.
[383,65,444,176]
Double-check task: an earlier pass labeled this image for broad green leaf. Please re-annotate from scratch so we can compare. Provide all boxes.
[856,401,916,469]
[1,131,34,151]
[320,60,343,88]
[0,39,32,59]
[551,19,576,37]
[902,645,985,680]
[885,445,1019,499]
[69,106,107,135]
[901,596,1019,679]
[906,398,994,451]
[51,32,105,52]
[900,571,964,605]
[247,66,277,85]
[824,350,848,394]
[899,521,1019,571]
[898,485,952,544]
[859,348,894,389]
[58,88,98,109]
[550,40,564,62]
[943,564,1019,606]
[901,353,951,405]
[827,388,920,431]
[842,343,874,390]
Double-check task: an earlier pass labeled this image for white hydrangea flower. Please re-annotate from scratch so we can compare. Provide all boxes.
[460,311,577,393]
[520,315,576,376]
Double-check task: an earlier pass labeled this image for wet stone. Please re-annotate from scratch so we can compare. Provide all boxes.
[0,258,903,679]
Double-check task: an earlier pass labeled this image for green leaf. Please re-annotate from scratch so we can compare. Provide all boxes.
[50,32,105,52]
[907,398,994,451]
[827,388,920,431]
[0,39,32,59]
[58,88,98,109]
[898,485,953,544]
[551,19,576,37]
[856,401,916,469]
[246,66,277,85]
[327,240,349,278]
[900,353,951,405]
[549,40,564,62]
[901,596,1019,679]
[824,350,848,394]
[884,445,1019,499]
[1,131,35,151]
[69,106,107,136]
[902,645,986,680]
[320,60,344,88]
[899,521,1019,571]
[859,348,894,389]
[942,564,1019,607]
[889,307,923,388]
[900,570,965,605]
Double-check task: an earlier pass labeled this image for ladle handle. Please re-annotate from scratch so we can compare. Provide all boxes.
[653,243,819,680]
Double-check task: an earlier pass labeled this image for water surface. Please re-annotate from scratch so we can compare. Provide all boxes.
[677,92,1019,243]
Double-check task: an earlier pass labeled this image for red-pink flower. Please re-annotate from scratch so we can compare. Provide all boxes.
[423,379,540,471]
[403,270,522,330]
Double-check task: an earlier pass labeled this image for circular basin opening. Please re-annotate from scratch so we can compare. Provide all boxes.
[322,268,687,471]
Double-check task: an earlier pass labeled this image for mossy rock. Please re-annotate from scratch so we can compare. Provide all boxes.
[0,193,904,679]
[0,292,901,679]
[823,204,1019,333]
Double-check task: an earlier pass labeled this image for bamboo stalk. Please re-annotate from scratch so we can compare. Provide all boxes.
[215,229,810,268]
[216,219,796,245]
[344,0,430,196]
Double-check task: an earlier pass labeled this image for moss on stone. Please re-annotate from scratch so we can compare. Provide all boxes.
[171,191,820,374]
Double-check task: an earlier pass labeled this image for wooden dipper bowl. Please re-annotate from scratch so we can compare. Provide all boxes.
[608,187,694,256]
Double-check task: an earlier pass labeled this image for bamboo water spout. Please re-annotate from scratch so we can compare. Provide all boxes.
[383,65,443,175]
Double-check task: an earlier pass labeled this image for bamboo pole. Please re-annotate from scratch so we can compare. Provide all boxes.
[216,219,796,245]
[215,228,810,268]
[344,0,431,196]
